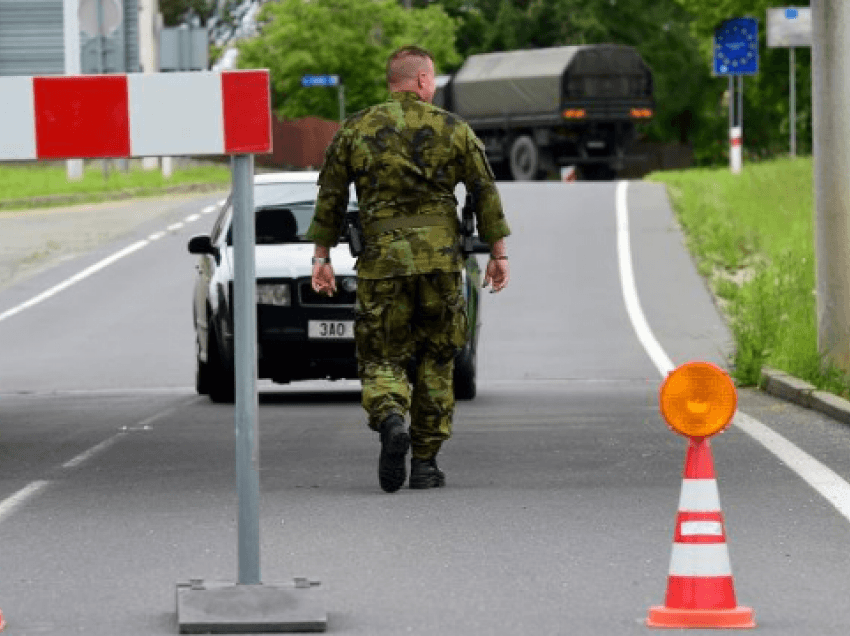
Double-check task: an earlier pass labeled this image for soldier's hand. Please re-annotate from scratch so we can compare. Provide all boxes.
[483,257,509,293]
[312,262,337,296]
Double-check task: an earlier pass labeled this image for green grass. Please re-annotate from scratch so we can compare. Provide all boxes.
[647,156,850,396]
[0,161,231,210]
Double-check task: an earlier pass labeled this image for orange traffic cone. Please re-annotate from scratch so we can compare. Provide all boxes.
[647,437,755,628]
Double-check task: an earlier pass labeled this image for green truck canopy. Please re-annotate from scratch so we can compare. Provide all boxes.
[449,45,651,119]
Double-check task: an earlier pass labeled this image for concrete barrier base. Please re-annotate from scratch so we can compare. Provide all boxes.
[176,579,327,633]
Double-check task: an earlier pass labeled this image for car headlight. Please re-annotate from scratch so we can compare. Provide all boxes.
[257,283,291,306]
[341,277,357,293]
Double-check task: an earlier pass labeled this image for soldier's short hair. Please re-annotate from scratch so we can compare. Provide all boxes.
[386,46,434,86]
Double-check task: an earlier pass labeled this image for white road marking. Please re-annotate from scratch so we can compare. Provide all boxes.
[616,179,850,525]
[0,197,223,325]
[202,205,218,215]
[735,411,850,522]
[0,481,50,524]
[0,399,198,522]
[615,181,674,376]
[0,239,149,324]
[62,433,124,469]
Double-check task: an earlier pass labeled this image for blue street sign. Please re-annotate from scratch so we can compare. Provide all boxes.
[713,18,759,76]
[301,74,339,87]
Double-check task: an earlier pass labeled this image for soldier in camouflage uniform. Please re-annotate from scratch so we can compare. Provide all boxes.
[306,45,511,493]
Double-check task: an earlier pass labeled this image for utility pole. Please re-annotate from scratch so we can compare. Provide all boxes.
[812,0,850,373]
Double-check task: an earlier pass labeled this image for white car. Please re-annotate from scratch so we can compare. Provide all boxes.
[187,171,486,402]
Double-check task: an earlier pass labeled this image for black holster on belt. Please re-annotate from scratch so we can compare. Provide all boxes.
[345,210,364,257]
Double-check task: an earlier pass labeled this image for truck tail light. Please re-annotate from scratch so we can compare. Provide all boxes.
[562,108,586,119]
[630,108,653,118]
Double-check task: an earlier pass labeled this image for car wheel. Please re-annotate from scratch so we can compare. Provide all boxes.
[207,323,235,404]
[453,342,477,400]
[195,336,210,396]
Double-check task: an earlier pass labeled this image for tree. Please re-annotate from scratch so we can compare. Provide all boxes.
[235,0,461,121]
[159,0,251,28]
[430,0,715,148]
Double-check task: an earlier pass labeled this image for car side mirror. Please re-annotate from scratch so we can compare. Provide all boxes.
[188,235,217,257]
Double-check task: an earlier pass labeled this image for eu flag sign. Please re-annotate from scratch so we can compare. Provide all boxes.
[713,18,759,76]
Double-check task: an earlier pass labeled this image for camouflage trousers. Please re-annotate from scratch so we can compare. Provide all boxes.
[355,272,467,460]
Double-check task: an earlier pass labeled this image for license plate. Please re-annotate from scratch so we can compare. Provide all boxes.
[308,320,354,339]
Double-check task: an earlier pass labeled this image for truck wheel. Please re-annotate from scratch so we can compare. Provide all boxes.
[509,135,540,181]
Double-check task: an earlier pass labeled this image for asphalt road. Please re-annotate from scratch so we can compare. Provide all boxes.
[1,182,850,635]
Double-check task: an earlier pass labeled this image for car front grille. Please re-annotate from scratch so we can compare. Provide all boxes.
[298,280,356,307]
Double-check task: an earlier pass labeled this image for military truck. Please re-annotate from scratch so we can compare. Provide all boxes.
[434,44,654,180]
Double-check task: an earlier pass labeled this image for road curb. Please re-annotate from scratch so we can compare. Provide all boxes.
[0,181,229,211]
[760,367,850,426]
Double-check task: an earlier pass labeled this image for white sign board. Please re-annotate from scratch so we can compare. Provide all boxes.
[767,7,811,48]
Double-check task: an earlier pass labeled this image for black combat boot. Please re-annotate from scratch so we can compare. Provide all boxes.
[409,457,446,489]
[378,413,410,493]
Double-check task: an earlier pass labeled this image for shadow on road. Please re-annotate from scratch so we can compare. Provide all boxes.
[257,389,362,405]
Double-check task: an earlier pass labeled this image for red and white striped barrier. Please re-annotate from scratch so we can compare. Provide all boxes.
[647,438,755,629]
[0,70,271,161]
[730,125,742,174]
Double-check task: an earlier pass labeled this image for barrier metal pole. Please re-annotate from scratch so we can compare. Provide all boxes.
[728,76,734,172]
[790,47,797,156]
[231,153,261,586]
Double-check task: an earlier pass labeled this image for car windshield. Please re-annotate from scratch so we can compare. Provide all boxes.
[226,181,358,245]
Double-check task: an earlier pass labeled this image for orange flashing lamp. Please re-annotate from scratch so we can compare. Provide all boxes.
[563,108,586,119]
[660,361,737,439]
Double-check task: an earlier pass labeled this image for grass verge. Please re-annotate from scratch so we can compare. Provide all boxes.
[0,161,231,211]
[646,156,850,397]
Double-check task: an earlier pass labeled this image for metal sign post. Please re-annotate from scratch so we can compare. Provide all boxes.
[177,157,327,636]
[231,153,261,586]
[767,7,812,156]
[301,74,346,122]
[713,17,759,174]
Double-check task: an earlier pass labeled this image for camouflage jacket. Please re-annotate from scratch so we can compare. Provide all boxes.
[306,91,511,279]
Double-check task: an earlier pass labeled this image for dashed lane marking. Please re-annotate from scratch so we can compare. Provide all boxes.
[0,398,200,523]
[0,481,51,524]
[0,240,148,324]
[0,200,218,324]
[61,433,125,469]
